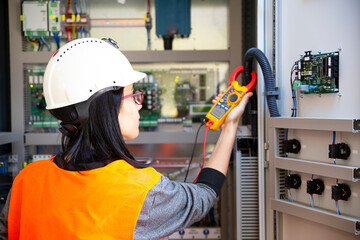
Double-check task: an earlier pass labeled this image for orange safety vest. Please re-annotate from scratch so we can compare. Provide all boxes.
[8,157,162,240]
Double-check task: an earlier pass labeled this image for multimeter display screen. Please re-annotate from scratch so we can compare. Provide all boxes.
[210,107,226,119]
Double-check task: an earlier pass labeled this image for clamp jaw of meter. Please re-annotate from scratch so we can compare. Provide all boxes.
[204,66,257,131]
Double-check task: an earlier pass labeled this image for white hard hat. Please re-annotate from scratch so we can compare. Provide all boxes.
[44,37,146,110]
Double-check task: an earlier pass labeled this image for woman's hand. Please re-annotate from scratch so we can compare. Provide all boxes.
[205,91,253,175]
[211,91,253,129]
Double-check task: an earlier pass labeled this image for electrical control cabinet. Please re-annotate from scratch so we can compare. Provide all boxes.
[10,0,360,239]
[8,0,244,239]
[260,0,360,239]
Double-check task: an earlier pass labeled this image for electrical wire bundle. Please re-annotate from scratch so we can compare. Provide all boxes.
[285,62,299,157]
[290,62,298,118]
[26,37,52,52]
[285,62,299,202]
[66,0,88,42]
[66,0,73,42]
[79,0,88,38]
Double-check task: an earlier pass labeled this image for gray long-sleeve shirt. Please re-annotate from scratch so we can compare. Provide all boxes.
[0,174,219,240]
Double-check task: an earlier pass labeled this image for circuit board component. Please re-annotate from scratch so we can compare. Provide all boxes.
[27,68,59,131]
[134,73,162,130]
[297,51,339,94]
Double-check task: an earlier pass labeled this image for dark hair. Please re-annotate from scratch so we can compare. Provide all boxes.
[50,88,147,170]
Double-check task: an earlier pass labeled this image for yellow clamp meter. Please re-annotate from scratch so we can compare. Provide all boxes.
[205,66,257,131]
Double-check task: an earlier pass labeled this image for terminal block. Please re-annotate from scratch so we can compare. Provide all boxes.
[329,143,351,160]
[283,139,301,154]
[285,174,301,189]
[307,178,325,195]
[332,183,351,201]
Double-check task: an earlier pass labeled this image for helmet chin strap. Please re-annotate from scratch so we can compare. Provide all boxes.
[59,122,79,137]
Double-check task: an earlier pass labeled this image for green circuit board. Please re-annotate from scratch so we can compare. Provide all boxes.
[134,73,162,130]
[28,70,59,129]
[298,51,339,94]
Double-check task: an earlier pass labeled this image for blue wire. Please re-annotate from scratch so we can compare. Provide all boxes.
[288,189,293,202]
[310,195,314,208]
[333,159,339,184]
[74,0,78,16]
[79,0,83,14]
[334,160,339,184]
[292,90,297,117]
[53,32,60,49]
[146,27,151,50]
[285,129,289,140]
[40,37,51,51]
[332,131,339,184]
[335,200,341,215]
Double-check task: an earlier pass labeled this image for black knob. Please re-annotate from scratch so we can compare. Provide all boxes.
[285,174,301,189]
[332,183,351,201]
[283,139,301,154]
[229,94,238,103]
[307,178,325,195]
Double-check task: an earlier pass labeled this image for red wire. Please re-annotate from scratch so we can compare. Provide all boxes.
[147,0,150,13]
[192,121,213,184]
[67,0,71,16]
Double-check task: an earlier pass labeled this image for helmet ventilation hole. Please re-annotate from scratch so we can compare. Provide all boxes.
[55,39,112,63]
[90,90,92,92]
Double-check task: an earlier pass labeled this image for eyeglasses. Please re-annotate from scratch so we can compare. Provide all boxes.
[122,89,144,105]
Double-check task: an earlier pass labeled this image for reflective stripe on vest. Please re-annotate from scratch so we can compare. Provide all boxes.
[8,158,162,240]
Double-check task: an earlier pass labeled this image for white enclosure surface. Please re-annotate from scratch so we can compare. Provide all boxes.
[277,0,360,118]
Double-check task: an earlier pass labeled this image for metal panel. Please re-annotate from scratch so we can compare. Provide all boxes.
[9,0,24,168]
[124,50,230,63]
[269,117,360,133]
[0,132,22,145]
[274,157,360,182]
[235,137,259,240]
[272,199,360,235]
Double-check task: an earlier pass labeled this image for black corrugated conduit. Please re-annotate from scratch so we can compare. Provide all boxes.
[243,48,280,117]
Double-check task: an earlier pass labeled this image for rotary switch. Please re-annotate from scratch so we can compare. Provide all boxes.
[228,93,238,103]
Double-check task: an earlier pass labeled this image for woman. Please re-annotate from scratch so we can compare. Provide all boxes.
[1,38,252,240]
